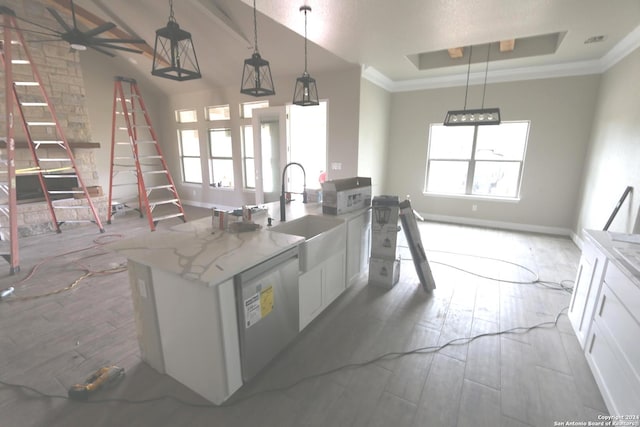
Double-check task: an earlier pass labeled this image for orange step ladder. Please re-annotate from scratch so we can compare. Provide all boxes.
[1,7,105,273]
[108,76,185,231]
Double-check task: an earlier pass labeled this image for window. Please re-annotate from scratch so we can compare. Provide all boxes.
[240,100,269,119]
[178,129,202,183]
[175,109,197,123]
[206,105,230,121]
[241,125,255,189]
[209,128,234,188]
[424,121,529,198]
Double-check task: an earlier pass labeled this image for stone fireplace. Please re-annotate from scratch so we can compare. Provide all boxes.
[1,1,107,236]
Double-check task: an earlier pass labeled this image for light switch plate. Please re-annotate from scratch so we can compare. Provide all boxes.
[137,278,147,299]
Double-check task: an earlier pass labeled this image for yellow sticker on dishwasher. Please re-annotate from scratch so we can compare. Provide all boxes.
[260,286,274,318]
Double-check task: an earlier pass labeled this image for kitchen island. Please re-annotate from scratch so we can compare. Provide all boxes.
[108,202,371,404]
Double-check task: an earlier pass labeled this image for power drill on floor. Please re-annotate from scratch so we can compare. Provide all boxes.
[68,365,125,401]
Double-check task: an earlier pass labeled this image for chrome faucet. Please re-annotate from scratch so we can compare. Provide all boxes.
[280,162,307,222]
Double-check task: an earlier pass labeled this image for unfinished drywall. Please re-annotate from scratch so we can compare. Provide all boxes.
[385,74,600,234]
[575,47,640,236]
[358,78,391,197]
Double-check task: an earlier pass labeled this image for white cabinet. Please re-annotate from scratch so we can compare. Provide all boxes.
[346,209,371,286]
[570,230,640,416]
[299,264,324,329]
[585,261,640,415]
[568,239,607,347]
[299,250,346,331]
[325,249,347,304]
[127,261,242,405]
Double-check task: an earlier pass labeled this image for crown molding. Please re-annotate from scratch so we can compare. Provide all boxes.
[362,24,640,93]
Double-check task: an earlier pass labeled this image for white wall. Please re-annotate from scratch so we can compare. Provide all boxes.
[575,47,640,236]
[385,75,600,234]
[358,78,391,196]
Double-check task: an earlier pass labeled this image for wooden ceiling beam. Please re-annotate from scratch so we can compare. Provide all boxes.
[44,0,156,61]
[447,47,464,59]
[499,39,515,52]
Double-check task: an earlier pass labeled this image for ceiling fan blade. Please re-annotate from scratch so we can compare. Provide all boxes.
[83,22,116,38]
[0,23,60,38]
[26,38,67,43]
[46,7,73,33]
[87,44,116,57]
[89,37,146,44]
[70,0,78,30]
[91,43,143,54]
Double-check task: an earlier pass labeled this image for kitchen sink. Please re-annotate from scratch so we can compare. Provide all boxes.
[270,214,346,272]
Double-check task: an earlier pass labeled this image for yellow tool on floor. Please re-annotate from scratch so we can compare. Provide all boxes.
[68,365,125,401]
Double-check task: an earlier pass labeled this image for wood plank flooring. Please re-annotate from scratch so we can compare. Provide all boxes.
[0,207,608,426]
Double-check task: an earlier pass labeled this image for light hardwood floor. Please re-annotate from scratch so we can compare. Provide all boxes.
[0,206,608,427]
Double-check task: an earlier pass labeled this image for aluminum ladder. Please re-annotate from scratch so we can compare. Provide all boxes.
[108,76,185,231]
[1,7,105,273]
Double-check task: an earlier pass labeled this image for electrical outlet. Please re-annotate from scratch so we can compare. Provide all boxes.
[472,204,478,212]
[331,162,342,171]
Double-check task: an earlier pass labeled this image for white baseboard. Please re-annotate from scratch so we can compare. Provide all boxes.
[570,230,584,249]
[182,200,236,211]
[419,212,574,237]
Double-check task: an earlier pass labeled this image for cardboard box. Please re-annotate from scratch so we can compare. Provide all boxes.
[371,226,400,259]
[73,186,103,199]
[322,177,372,215]
[368,257,401,289]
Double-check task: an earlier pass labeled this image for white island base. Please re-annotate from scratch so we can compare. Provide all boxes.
[129,261,242,404]
[113,204,371,404]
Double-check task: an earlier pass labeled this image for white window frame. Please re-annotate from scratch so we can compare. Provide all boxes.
[206,104,230,121]
[240,100,269,119]
[178,128,202,184]
[241,125,255,189]
[208,128,234,188]
[175,108,198,123]
[424,121,530,199]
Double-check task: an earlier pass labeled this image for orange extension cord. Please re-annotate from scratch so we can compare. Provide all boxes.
[3,234,127,302]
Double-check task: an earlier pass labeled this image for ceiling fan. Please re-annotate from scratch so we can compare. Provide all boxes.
[38,0,146,57]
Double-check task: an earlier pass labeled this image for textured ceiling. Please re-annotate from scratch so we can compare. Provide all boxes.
[25,0,640,94]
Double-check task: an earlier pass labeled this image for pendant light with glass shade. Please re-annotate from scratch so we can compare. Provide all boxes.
[240,0,275,96]
[152,0,202,81]
[292,5,319,106]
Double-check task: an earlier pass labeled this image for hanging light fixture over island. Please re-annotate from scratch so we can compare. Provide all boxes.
[240,0,275,97]
[152,0,202,81]
[292,5,319,106]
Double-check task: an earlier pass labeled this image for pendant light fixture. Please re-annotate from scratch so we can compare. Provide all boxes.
[240,0,275,96]
[152,0,202,81]
[444,44,501,126]
[292,5,319,106]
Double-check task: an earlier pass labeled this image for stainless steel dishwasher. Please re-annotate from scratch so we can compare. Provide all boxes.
[234,246,299,382]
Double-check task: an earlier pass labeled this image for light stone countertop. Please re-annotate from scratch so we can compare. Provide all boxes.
[107,202,369,286]
[584,229,640,285]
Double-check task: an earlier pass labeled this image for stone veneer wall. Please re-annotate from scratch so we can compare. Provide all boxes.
[1,0,105,235]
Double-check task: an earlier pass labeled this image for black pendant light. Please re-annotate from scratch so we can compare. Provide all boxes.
[152,0,202,81]
[292,5,319,106]
[444,44,501,126]
[240,0,275,96]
